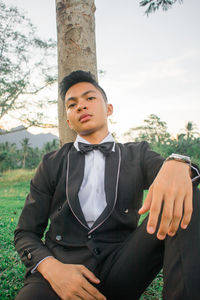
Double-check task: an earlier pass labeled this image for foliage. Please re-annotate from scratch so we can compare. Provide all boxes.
[124,114,170,146]
[42,138,59,154]
[0,142,19,171]
[20,138,31,169]
[0,0,57,130]
[140,0,183,15]
[123,115,200,166]
[0,169,34,299]
[0,169,162,299]
[0,138,59,172]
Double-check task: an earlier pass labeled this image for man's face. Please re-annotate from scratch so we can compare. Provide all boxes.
[65,82,113,136]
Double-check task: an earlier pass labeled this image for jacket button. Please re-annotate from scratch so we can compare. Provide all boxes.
[27,253,32,260]
[93,248,101,255]
[58,206,62,211]
[24,249,32,259]
[88,234,92,240]
[124,208,129,213]
[56,235,62,241]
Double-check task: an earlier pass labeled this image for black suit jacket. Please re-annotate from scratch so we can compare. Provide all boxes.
[14,141,198,280]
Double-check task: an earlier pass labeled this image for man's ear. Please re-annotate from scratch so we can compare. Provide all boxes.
[107,103,113,116]
[67,119,73,129]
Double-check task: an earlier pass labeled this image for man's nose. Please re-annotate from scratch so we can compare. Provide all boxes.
[77,102,87,112]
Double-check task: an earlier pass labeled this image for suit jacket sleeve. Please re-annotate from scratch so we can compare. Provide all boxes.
[14,151,57,274]
[140,141,165,189]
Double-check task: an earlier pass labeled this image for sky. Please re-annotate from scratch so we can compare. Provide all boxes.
[3,0,200,138]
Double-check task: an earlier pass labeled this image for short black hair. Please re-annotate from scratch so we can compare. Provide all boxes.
[60,70,108,102]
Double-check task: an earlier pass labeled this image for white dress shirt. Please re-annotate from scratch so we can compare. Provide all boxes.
[74,133,115,227]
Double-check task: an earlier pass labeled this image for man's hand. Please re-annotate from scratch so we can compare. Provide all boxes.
[38,257,106,300]
[138,160,193,240]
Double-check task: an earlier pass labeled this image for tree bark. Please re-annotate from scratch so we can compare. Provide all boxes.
[56,0,97,145]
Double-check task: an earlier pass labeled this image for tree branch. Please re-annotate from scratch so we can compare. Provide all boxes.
[140,0,183,16]
[0,126,29,135]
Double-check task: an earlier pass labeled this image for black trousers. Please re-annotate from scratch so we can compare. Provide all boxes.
[15,188,200,300]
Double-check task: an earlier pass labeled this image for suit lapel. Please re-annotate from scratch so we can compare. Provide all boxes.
[89,144,121,234]
[105,144,121,208]
[66,146,89,230]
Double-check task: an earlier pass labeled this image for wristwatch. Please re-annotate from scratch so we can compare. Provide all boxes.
[165,153,191,167]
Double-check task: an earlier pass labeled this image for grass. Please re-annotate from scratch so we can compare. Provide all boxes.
[0,169,162,300]
[0,169,34,300]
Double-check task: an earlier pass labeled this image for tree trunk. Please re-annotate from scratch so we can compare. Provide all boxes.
[56,0,97,145]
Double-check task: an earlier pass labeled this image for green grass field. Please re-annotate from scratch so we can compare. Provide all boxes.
[0,169,163,300]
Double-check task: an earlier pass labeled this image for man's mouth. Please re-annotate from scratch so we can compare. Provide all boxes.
[79,114,92,123]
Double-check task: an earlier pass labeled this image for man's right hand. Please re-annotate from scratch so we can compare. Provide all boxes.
[37,257,106,300]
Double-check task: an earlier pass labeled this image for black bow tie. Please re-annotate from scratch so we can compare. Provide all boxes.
[78,142,114,156]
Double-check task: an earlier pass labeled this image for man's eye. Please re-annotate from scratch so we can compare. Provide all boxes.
[87,97,95,100]
[68,103,76,108]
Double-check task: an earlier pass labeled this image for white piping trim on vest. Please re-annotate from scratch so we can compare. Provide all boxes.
[66,145,121,234]
[66,151,89,231]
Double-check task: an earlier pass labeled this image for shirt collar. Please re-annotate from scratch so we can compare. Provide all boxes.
[74,133,115,152]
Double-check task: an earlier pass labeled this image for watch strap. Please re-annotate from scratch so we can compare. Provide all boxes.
[165,153,191,167]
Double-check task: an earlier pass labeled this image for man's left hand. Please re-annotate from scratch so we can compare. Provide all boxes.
[138,160,193,240]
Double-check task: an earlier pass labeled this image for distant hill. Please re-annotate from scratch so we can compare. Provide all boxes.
[0,126,59,149]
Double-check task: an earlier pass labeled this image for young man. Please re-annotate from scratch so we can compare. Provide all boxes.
[15,71,200,300]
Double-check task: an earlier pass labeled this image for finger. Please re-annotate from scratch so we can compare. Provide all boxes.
[168,193,184,237]
[138,185,153,215]
[59,290,82,300]
[79,265,100,284]
[77,287,97,300]
[157,195,174,240]
[71,295,82,300]
[147,186,163,235]
[181,187,193,229]
[82,277,106,300]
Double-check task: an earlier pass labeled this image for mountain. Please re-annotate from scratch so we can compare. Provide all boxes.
[0,126,59,149]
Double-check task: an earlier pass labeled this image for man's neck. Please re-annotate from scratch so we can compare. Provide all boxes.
[79,130,109,144]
